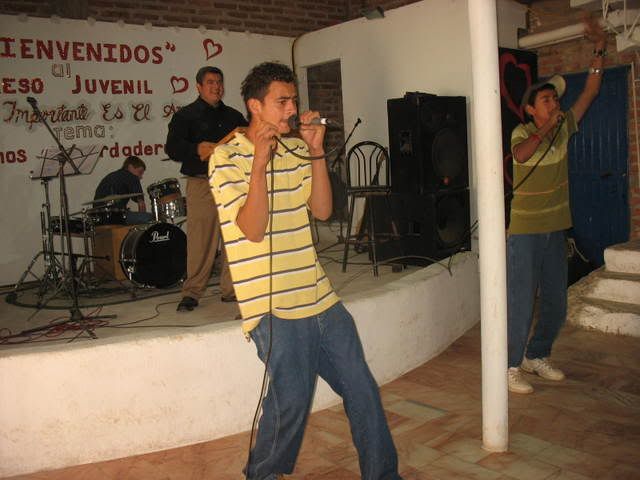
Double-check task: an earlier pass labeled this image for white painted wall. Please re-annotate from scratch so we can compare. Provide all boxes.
[296,0,474,149]
[295,0,525,238]
[0,253,479,477]
[0,2,525,286]
[0,15,291,286]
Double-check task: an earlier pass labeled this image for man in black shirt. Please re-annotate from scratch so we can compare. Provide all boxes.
[94,155,153,225]
[165,66,247,312]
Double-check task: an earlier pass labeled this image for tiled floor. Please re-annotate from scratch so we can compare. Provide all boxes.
[6,321,639,479]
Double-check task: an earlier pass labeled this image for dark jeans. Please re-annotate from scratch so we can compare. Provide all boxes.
[246,301,401,480]
[507,231,568,368]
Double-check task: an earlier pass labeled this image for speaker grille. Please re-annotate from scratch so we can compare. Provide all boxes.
[432,128,465,185]
[388,93,468,194]
[436,193,467,247]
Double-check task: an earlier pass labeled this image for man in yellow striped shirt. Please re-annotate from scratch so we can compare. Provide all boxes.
[209,62,401,480]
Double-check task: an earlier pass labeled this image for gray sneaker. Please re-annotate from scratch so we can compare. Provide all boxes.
[508,367,534,394]
[521,357,565,381]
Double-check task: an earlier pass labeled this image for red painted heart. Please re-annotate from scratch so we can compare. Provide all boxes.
[203,39,223,60]
[499,52,532,123]
[170,76,189,94]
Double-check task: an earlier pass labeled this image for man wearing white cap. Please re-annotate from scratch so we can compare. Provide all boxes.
[507,15,607,394]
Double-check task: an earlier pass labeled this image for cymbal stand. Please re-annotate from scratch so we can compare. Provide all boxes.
[20,97,115,338]
[149,194,161,222]
[8,176,68,305]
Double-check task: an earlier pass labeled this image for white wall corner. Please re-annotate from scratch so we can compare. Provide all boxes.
[497,0,527,49]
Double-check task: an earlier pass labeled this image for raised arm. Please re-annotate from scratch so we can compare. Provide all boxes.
[572,15,608,123]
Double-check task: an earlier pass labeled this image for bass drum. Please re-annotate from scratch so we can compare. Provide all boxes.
[120,222,186,288]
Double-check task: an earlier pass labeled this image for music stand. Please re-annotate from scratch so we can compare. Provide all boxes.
[19,97,115,339]
[34,144,103,178]
[36,145,108,299]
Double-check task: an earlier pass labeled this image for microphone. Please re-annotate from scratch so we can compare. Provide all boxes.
[288,114,342,130]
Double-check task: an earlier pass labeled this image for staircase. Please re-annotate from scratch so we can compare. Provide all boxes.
[567,239,640,337]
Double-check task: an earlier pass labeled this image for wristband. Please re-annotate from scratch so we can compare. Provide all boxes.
[589,67,602,75]
[593,48,607,57]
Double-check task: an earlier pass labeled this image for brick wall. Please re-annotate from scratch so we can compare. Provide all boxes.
[0,0,347,36]
[307,60,348,220]
[307,60,345,162]
[0,0,421,36]
[527,0,640,239]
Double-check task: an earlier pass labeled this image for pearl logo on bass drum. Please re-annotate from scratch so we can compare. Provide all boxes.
[150,230,170,243]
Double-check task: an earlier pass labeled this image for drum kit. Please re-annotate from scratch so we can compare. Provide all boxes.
[81,178,189,288]
[9,98,189,339]
[12,176,189,309]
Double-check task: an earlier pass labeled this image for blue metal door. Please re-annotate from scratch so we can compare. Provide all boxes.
[560,65,630,266]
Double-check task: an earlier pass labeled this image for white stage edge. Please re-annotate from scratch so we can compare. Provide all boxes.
[0,252,479,477]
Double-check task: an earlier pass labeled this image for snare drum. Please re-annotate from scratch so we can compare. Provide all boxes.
[50,216,91,235]
[120,222,186,288]
[86,206,127,226]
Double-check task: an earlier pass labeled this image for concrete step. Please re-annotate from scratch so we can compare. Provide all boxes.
[567,296,640,337]
[605,239,640,275]
[577,269,640,306]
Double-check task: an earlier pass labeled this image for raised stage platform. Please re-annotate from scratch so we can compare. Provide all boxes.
[0,229,480,478]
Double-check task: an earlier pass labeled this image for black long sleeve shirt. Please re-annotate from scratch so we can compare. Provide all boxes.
[165,97,247,176]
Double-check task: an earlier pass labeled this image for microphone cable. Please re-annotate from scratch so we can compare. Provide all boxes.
[244,120,358,475]
[245,148,276,480]
[509,115,565,197]
[378,115,568,266]
[448,114,567,251]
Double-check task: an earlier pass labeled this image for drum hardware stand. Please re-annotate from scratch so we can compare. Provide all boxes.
[150,196,161,223]
[9,168,69,304]
[16,97,116,338]
[9,157,102,307]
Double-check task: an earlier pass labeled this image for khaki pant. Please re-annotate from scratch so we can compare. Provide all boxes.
[181,177,234,299]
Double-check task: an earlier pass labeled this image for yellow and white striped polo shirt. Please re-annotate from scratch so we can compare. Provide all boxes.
[209,132,339,334]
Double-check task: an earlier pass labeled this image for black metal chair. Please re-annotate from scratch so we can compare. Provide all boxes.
[341,141,399,276]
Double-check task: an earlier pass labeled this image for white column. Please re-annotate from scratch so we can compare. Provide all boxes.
[467,0,509,452]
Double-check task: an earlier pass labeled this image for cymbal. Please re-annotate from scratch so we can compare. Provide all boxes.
[82,193,141,205]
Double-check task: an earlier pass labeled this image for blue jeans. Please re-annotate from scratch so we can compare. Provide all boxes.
[246,301,401,480]
[507,231,568,368]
